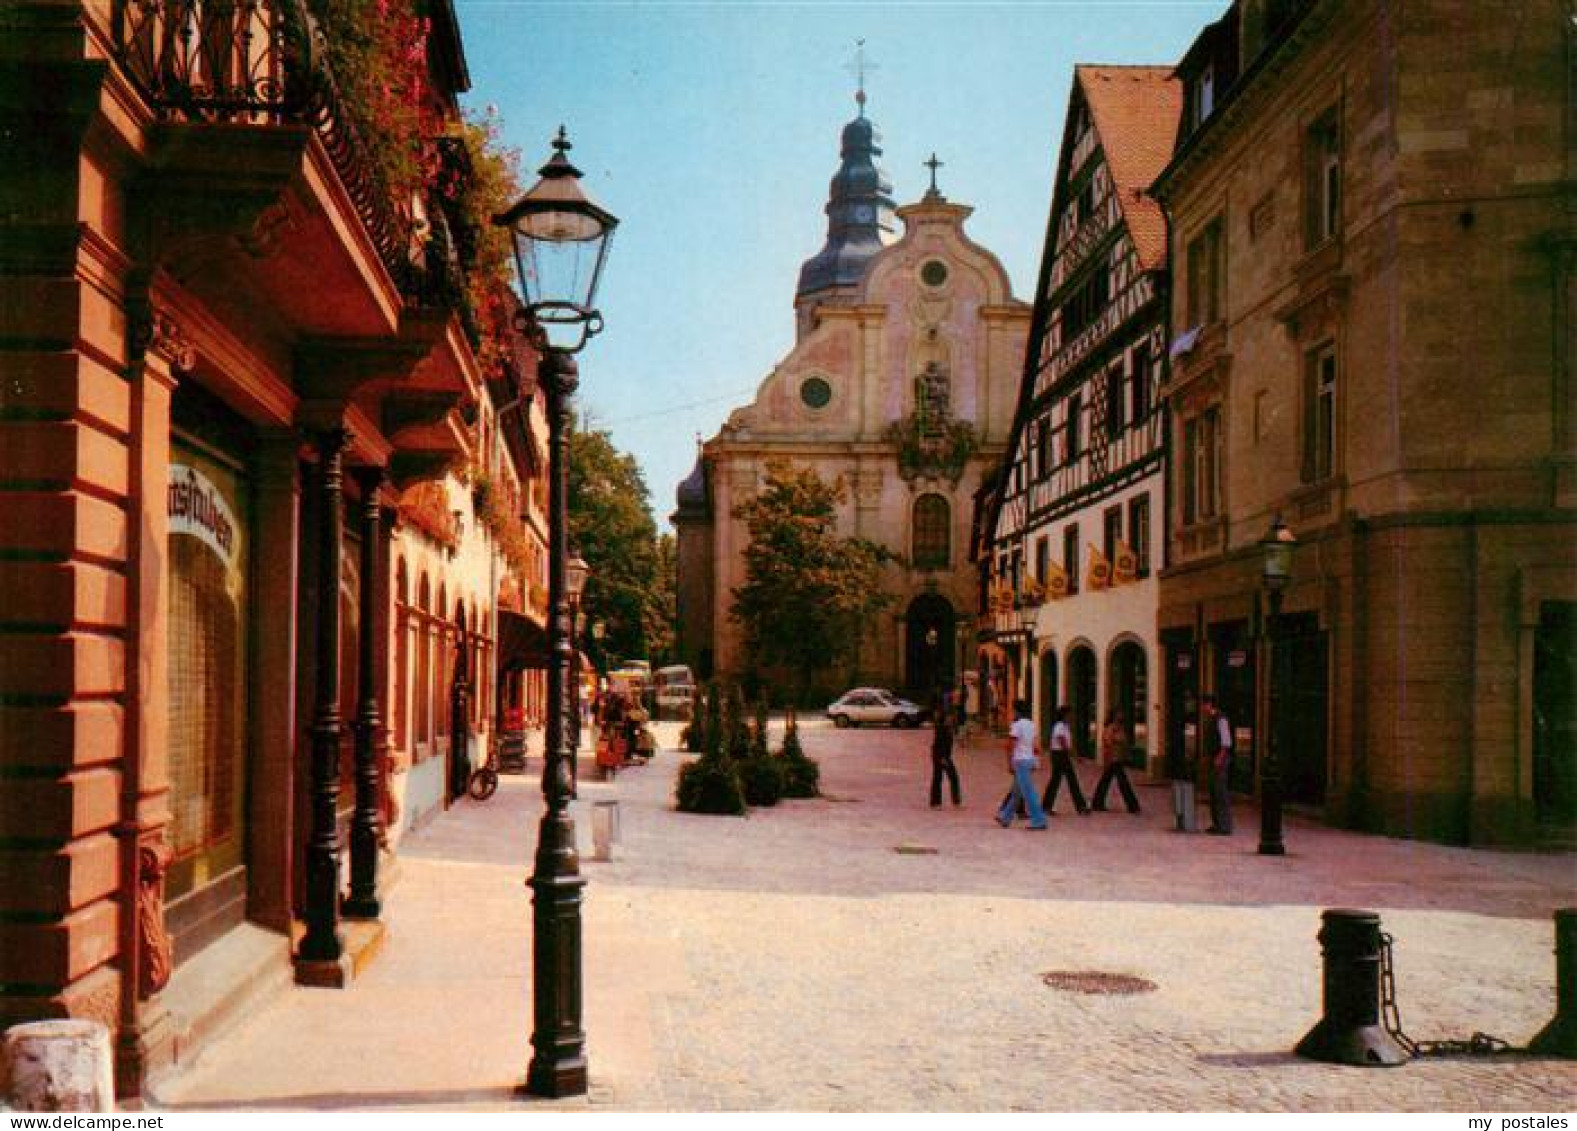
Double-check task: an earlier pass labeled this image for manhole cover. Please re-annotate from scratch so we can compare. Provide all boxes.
[1040,971,1157,995]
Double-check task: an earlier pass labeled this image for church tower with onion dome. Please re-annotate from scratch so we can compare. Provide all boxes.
[673,79,1030,698]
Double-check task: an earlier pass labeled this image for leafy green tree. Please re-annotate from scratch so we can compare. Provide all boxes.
[570,423,662,669]
[647,532,677,667]
[730,461,895,703]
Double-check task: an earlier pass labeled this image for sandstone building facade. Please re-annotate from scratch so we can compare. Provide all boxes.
[0,0,550,1093]
[1151,0,1575,846]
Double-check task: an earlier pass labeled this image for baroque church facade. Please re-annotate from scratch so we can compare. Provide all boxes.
[674,96,1029,698]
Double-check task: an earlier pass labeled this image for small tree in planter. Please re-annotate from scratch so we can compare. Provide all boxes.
[675,683,745,815]
[724,683,752,763]
[735,697,784,806]
[682,680,715,754]
[776,709,821,799]
[738,747,785,807]
[749,699,770,759]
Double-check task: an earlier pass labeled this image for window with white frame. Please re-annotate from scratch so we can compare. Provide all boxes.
[1303,343,1338,483]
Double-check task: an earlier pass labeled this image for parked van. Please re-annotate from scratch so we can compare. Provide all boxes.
[653,664,695,720]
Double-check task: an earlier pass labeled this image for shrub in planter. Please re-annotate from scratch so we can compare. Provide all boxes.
[682,682,713,754]
[738,753,785,807]
[724,684,751,762]
[749,699,770,759]
[676,756,746,816]
[777,712,821,799]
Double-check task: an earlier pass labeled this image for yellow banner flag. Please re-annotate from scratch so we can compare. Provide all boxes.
[1113,540,1138,584]
[1045,560,1069,600]
[1087,543,1113,591]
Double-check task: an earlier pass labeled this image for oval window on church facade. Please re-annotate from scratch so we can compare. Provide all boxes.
[800,376,833,409]
[921,259,949,288]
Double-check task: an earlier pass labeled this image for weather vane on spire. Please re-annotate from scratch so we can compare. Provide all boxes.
[846,39,878,115]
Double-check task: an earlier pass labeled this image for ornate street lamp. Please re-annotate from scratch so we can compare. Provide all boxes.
[1017,604,1038,702]
[1258,514,1297,857]
[496,127,617,1099]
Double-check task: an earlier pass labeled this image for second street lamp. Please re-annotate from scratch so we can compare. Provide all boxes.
[567,551,589,795]
[495,127,617,1099]
[1258,514,1297,857]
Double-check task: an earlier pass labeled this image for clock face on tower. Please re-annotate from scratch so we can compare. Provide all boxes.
[853,204,875,222]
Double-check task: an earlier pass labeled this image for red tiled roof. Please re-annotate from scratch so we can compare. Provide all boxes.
[1075,65,1181,271]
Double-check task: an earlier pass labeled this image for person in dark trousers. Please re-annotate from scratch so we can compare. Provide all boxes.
[1202,694,1234,834]
[1091,708,1141,814]
[929,707,962,808]
[1041,704,1090,815]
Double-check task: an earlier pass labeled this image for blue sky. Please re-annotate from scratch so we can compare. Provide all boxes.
[454,1,1218,525]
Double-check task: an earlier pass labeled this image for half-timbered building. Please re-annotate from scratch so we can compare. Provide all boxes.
[976,67,1179,765]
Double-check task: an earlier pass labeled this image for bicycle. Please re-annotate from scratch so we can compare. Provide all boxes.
[467,739,500,801]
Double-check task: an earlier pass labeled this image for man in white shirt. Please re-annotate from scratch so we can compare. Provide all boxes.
[996,699,1048,829]
[1041,705,1091,815]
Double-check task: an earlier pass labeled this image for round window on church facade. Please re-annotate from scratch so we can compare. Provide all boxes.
[800,376,833,409]
[920,259,949,287]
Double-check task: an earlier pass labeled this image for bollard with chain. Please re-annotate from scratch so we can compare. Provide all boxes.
[1295,909,1411,1065]
[1529,907,1577,1058]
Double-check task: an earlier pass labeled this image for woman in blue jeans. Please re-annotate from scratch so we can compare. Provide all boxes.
[997,699,1048,829]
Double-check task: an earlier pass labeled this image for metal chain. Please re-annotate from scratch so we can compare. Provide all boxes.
[1379,932,1520,1057]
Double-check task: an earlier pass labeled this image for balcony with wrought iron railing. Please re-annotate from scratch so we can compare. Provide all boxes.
[110,0,470,324]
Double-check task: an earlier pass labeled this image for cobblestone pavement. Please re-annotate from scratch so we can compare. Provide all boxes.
[151,719,1576,1112]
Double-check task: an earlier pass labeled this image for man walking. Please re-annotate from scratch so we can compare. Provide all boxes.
[1041,705,1090,816]
[996,699,1048,829]
[1203,695,1233,834]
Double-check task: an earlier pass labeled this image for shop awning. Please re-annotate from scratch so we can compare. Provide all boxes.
[497,609,550,671]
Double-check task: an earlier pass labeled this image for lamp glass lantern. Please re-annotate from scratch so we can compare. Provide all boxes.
[566,551,590,602]
[1260,515,1297,596]
[495,127,618,354]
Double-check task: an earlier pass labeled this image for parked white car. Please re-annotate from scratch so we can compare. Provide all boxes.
[826,688,924,729]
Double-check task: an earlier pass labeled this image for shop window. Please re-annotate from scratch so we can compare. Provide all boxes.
[166,446,248,902]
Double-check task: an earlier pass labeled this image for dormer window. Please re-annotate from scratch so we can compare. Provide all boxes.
[1196,64,1216,127]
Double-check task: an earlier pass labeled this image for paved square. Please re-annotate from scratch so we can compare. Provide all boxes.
[149,720,1576,1112]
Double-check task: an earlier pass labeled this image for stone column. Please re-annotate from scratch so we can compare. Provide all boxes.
[113,296,182,1095]
[344,469,385,919]
[295,428,349,986]
[248,432,300,934]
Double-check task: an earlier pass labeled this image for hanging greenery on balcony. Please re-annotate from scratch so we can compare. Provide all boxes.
[309,0,436,207]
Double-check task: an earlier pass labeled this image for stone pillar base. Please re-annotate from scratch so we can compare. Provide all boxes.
[3,1020,115,1112]
[291,920,386,988]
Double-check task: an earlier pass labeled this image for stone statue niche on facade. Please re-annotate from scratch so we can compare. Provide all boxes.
[889,359,976,483]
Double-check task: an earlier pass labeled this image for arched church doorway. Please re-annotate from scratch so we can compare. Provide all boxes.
[904,592,956,706]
